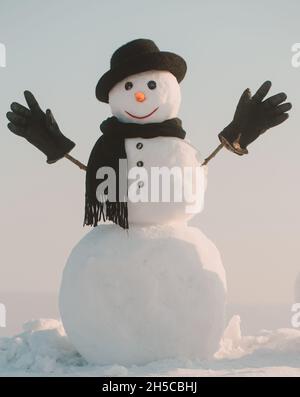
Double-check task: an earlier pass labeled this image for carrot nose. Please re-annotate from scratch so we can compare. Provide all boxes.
[135,92,146,102]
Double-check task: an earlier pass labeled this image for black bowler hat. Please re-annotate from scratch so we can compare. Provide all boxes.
[96,39,187,103]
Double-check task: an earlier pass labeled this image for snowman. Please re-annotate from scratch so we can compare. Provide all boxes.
[6,39,291,365]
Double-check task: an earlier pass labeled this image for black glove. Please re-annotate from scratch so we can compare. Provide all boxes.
[218,81,292,155]
[7,91,75,163]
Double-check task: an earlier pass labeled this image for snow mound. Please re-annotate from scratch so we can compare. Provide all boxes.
[216,315,300,369]
[0,319,86,375]
[1,316,300,376]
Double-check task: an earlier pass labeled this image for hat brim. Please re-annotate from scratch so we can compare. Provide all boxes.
[96,51,187,103]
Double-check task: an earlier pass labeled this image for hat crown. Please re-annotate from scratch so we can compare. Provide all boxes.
[110,39,159,69]
[96,38,186,102]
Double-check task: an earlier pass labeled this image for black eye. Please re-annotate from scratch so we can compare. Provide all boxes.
[125,81,133,90]
[147,80,156,90]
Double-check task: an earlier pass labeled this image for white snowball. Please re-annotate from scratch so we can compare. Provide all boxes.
[125,138,206,225]
[59,223,226,366]
[109,71,181,124]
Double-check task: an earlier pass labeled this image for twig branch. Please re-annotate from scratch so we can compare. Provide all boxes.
[64,153,87,171]
[201,143,224,166]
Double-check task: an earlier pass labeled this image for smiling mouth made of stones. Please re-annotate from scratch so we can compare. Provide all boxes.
[125,107,159,119]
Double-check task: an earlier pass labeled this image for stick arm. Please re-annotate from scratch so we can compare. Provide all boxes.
[64,153,87,171]
[201,143,224,166]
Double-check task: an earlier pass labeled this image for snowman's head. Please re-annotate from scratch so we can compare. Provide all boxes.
[108,70,181,124]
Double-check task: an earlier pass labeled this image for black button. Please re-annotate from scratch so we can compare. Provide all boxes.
[138,181,144,188]
[136,142,143,150]
[137,161,144,167]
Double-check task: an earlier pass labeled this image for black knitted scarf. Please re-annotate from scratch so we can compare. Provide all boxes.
[84,116,186,229]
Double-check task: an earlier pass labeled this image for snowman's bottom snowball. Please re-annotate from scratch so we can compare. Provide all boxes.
[59,223,227,366]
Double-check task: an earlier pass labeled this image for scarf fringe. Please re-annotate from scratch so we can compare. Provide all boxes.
[84,198,128,229]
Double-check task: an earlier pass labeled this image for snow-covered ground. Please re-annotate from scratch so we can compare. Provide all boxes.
[0,316,300,377]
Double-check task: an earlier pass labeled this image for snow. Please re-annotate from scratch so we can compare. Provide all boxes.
[59,223,226,366]
[1,316,300,377]
[0,319,85,376]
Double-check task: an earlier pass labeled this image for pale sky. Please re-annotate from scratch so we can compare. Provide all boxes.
[0,0,299,307]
